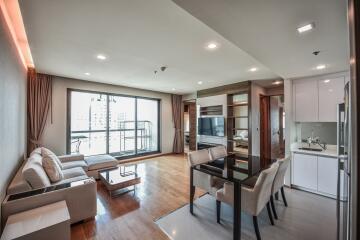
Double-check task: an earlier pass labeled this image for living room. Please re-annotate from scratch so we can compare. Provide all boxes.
[0,0,359,240]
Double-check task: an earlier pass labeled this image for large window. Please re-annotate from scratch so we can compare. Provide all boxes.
[68,89,160,158]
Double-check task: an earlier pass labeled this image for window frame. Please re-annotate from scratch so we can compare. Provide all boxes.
[66,88,161,159]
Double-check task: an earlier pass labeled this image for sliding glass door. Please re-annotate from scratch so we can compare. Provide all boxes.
[109,96,136,156]
[137,98,159,153]
[68,90,160,158]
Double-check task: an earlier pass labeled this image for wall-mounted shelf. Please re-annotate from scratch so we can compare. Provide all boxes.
[200,105,223,116]
[227,88,251,158]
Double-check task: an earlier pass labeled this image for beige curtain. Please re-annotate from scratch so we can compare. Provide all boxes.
[171,94,183,153]
[27,68,52,155]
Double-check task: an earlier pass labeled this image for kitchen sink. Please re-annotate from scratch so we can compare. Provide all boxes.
[298,147,323,152]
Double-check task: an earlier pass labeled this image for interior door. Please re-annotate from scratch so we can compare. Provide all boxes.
[270,95,285,159]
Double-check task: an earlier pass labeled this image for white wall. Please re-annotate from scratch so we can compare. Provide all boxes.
[196,94,227,145]
[251,83,266,156]
[42,76,174,155]
[0,14,27,227]
[284,79,296,186]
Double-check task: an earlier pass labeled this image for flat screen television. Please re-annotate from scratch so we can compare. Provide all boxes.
[198,117,225,137]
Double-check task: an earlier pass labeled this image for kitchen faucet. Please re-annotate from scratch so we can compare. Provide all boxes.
[302,131,327,150]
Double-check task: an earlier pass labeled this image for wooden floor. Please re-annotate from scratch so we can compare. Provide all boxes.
[71,154,204,240]
[71,154,337,240]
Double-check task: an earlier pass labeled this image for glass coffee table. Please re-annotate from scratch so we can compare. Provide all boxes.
[99,165,141,197]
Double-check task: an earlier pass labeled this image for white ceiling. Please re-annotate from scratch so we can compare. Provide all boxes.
[173,0,350,79]
[19,0,279,94]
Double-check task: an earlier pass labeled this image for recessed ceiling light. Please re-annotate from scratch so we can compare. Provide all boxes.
[96,54,107,60]
[323,79,330,83]
[84,72,91,76]
[316,64,326,70]
[297,23,315,33]
[198,81,203,85]
[172,88,176,91]
[249,67,258,72]
[272,80,282,85]
[207,43,218,49]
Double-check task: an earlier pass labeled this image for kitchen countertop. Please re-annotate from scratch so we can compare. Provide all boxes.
[290,142,338,158]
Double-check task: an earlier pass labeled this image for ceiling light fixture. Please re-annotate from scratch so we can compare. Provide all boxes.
[207,43,217,49]
[198,81,203,85]
[96,54,107,60]
[316,64,326,70]
[172,88,176,91]
[84,72,91,76]
[249,67,258,72]
[272,80,282,85]
[297,23,315,33]
[323,79,330,83]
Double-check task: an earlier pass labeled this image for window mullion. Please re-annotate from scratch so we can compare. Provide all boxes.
[135,97,138,155]
[106,94,110,154]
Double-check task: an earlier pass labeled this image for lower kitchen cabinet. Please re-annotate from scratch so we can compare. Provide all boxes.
[318,156,338,196]
[292,153,338,197]
[293,153,318,191]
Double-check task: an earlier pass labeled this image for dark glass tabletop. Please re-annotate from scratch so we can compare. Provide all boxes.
[193,154,275,184]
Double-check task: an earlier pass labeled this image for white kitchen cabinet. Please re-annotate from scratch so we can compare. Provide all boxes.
[318,77,345,122]
[294,80,318,122]
[317,156,338,196]
[293,153,318,190]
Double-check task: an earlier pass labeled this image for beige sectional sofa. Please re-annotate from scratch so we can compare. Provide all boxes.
[2,148,119,227]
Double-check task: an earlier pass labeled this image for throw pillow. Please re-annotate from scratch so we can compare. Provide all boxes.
[41,148,64,182]
[41,147,63,169]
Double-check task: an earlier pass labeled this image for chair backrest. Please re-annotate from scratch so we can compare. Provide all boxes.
[252,163,279,215]
[209,145,227,160]
[272,156,290,194]
[187,149,211,166]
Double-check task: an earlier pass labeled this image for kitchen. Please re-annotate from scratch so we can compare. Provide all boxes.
[286,70,350,239]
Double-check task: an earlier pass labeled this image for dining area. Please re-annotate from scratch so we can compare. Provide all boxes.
[188,146,290,240]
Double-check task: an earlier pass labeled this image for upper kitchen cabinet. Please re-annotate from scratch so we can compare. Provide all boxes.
[293,72,347,122]
[318,77,345,122]
[294,80,318,122]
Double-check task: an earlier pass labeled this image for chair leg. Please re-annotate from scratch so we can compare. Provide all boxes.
[266,202,275,225]
[270,195,278,220]
[253,216,261,240]
[216,200,221,223]
[281,187,288,207]
[275,191,279,200]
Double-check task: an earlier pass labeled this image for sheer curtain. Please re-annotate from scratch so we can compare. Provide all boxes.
[27,68,52,155]
[171,94,183,153]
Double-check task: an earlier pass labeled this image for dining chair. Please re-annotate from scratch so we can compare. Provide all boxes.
[209,145,227,160]
[216,163,279,240]
[270,156,290,220]
[188,149,226,197]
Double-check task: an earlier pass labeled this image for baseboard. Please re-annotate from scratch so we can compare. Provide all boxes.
[119,152,179,164]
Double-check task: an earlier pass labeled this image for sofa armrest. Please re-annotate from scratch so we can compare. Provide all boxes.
[58,154,85,163]
[2,178,97,227]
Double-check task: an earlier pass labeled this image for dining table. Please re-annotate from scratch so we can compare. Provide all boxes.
[189,154,275,240]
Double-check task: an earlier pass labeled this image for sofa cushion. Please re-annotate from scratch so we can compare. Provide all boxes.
[62,161,89,171]
[41,147,63,168]
[85,155,118,171]
[22,154,51,189]
[30,147,42,157]
[62,167,87,179]
[42,149,64,183]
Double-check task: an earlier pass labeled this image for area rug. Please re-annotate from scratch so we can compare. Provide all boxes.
[155,194,269,240]
[155,190,337,240]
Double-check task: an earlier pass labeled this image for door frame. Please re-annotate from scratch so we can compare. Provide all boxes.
[183,100,197,152]
[259,94,284,166]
